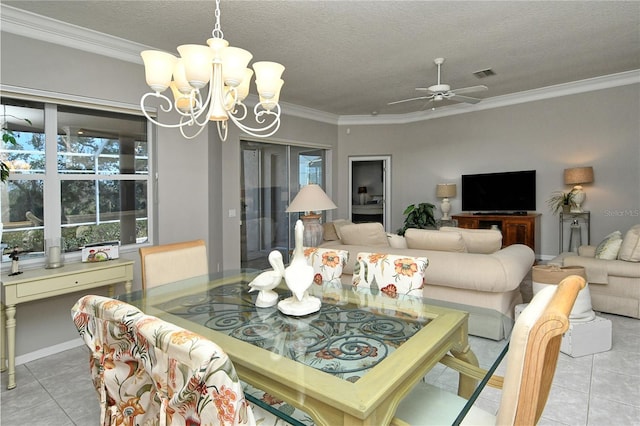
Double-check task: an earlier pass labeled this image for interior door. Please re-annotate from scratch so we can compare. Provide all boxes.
[349,156,391,230]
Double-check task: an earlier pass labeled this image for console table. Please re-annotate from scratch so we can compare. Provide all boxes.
[453,213,541,253]
[1,258,134,389]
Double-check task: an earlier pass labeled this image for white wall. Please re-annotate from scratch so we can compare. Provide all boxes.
[337,85,640,258]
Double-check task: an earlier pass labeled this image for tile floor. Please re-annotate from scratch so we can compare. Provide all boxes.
[1,312,639,425]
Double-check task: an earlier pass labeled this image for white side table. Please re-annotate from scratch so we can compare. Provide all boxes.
[1,259,134,389]
[559,211,590,253]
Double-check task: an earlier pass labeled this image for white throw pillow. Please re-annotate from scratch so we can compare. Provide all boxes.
[618,225,640,262]
[595,231,623,260]
[387,233,408,249]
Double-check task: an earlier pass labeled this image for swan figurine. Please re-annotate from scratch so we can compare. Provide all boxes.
[248,250,285,307]
[278,219,322,316]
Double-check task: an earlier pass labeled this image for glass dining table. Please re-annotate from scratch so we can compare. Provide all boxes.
[121,269,498,426]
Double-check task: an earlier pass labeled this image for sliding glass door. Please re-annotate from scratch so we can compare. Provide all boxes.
[240,141,327,269]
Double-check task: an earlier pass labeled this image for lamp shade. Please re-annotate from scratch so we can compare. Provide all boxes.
[564,167,594,185]
[436,183,457,198]
[286,184,337,213]
[140,50,177,93]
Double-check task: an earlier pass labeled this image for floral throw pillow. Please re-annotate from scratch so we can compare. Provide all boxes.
[595,231,623,260]
[304,247,349,283]
[352,252,428,298]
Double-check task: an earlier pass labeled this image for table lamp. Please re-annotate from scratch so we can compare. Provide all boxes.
[564,166,594,213]
[436,183,457,220]
[286,184,337,246]
[358,186,368,205]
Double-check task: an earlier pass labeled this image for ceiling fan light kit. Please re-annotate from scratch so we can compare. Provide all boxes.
[139,0,285,141]
[389,57,488,110]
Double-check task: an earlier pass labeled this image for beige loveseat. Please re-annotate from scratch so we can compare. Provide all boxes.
[320,222,535,340]
[550,224,640,319]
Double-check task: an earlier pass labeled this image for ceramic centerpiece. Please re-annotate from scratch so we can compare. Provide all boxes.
[278,219,321,316]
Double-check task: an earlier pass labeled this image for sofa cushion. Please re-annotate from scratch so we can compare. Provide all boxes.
[339,222,390,246]
[618,225,640,262]
[405,228,467,253]
[440,227,503,254]
[595,231,623,260]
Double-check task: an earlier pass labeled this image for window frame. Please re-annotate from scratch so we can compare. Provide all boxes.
[1,90,156,268]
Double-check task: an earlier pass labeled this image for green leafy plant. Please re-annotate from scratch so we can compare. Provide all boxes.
[398,202,437,236]
[547,190,576,215]
[1,114,32,182]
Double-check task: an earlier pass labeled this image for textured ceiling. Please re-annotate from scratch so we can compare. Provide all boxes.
[3,1,640,116]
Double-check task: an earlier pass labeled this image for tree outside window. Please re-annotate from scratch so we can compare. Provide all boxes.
[1,97,150,261]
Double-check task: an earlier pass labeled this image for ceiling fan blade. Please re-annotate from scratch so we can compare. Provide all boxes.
[452,85,488,95]
[419,99,436,111]
[387,96,431,106]
[450,94,482,104]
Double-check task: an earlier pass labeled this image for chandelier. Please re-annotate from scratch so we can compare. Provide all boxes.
[139,0,284,141]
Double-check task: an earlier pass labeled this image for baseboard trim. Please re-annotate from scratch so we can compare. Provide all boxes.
[15,338,84,366]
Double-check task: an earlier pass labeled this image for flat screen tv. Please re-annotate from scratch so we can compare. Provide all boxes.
[462,170,536,213]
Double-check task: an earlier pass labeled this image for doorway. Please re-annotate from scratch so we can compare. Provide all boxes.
[240,140,328,269]
[349,156,391,231]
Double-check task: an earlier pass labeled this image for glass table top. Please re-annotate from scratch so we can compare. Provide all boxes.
[121,269,508,425]
[131,272,432,382]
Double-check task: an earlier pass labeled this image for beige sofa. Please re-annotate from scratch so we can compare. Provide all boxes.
[320,222,535,340]
[550,224,640,318]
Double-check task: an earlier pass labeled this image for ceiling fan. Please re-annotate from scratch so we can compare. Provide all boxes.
[388,58,488,109]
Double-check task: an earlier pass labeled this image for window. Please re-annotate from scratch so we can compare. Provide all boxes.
[1,97,151,262]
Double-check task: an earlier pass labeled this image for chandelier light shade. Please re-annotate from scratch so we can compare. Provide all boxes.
[286,184,337,246]
[436,183,457,220]
[564,166,594,213]
[140,0,284,141]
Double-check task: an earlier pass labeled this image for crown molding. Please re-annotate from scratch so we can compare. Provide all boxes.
[339,70,640,126]
[3,4,638,128]
[1,4,149,64]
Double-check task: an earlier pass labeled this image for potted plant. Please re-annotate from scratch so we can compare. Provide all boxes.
[547,190,576,215]
[398,202,437,236]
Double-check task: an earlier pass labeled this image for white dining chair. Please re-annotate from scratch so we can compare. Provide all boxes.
[391,275,586,426]
[139,239,208,289]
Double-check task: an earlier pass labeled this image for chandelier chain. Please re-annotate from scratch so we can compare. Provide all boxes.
[212,0,224,39]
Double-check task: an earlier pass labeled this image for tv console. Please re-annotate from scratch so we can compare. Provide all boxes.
[453,213,540,253]
[473,211,528,216]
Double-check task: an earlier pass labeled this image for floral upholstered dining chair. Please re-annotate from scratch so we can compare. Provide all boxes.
[73,295,257,425]
[133,314,255,425]
[303,247,349,283]
[352,252,428,298]
[72,295,154,426]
